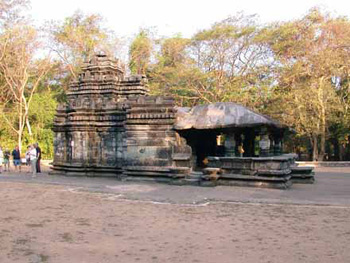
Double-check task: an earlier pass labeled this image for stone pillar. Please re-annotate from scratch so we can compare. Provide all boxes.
[269,135,275,156]
[273,135,283,156]
[259,127,270,157]
[224,133,236,157]
[254,134,260,156]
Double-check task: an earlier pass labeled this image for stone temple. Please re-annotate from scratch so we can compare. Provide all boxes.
[51,54,314,189]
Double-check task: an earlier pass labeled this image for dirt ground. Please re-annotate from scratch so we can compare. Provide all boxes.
[0,177,350,263]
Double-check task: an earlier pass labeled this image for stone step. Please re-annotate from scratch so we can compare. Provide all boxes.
[291,166,314,174]
[219,173,292,182]
[186,171,203,180]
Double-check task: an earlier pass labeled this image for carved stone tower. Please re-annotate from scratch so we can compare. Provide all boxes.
[52,54,191,178]
[52,54,149,176]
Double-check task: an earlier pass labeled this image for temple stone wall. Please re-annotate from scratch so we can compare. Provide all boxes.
[123,96,179,178]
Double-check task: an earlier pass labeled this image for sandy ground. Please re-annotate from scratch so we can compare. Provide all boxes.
[0,166,350,263]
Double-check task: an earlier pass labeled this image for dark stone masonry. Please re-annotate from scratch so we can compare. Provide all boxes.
[51,54,314,189]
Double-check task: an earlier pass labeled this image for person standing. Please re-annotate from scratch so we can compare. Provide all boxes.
[4,149,10,172]
[0,146,3,174]
[12,146,21,172]
[34,142,41,173]
[29,145,37,177]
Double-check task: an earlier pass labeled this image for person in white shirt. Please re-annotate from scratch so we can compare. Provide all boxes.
[29,145,37,177]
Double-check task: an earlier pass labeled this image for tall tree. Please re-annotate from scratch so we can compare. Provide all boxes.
[47,10,121,81]
[149,35,199,105]
[129,29,152,75]
[0,23,52,150]
[149,14,268,107]
[260,9,350,160]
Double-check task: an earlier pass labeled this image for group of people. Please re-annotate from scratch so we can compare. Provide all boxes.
[0,143,42,177]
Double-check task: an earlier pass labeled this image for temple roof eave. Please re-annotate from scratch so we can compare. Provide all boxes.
[174,102,288,131]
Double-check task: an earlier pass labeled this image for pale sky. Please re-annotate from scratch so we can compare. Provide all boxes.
[30,0,350,39]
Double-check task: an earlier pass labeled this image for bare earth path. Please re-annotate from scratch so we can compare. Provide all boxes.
[0,167,350,263]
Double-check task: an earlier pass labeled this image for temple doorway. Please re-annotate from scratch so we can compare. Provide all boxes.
[178,129,224,170]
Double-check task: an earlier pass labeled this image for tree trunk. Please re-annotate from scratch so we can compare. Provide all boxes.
[312,134,319,161]
[18,135,22,156]
[345,136,350,161]
[319,132,325,161]
[18,102,23,152]
[26,116,32,136]
[318,77,326,161]
[333,138,340,161]
[339,141,344,161]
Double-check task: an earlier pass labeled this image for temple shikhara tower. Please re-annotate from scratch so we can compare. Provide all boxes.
[52,54,314,189]
[52,54,187,178]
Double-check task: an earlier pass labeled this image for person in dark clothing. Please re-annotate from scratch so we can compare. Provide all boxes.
[4,149,10,172]
[34,143,41,173]
[12,145,21,172]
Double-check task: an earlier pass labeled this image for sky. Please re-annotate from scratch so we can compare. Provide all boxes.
[30,0,350,40]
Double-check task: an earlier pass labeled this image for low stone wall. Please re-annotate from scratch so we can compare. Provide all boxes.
[203,154,315,188]
[206,155,295,189]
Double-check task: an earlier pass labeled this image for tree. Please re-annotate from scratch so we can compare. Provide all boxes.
[0,24,52,151]
[260,9,350,160]
[24,89,58,158]
[47,10,121,82]
[129,29,152,75]
[148,14,269,107]
[148,35,199,105]
[0,0,29,28]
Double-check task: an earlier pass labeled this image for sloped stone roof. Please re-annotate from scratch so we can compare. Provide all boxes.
[174,102,285,130]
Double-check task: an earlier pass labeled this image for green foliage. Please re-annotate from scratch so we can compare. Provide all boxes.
[147,14,268,108]
[159,37,190,67]
[258,8,350,160]
[0,90,57,158]
[0,1,53,155]
[129,29,152,75]
[47,10,121,86]
[53,11,108,60]
[24,88,57,158]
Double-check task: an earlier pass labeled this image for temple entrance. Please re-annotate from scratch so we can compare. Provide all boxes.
[178,129,224,170]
